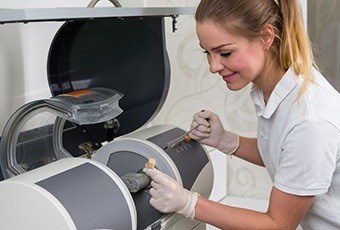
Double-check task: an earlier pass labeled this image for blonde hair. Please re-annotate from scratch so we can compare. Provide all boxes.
[195,0,315,98]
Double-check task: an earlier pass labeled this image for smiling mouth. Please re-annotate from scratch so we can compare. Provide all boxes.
[222,72,237,82]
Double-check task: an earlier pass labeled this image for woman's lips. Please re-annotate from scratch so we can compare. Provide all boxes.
[222,72,237,83]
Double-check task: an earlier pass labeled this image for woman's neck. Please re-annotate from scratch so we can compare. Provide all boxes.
[253,61,286,104]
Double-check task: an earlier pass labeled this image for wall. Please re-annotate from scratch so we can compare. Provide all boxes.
[308,0,340,91]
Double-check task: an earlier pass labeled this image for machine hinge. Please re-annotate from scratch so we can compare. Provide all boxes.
[172,15,178,33]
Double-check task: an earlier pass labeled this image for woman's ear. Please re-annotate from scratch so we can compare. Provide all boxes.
[261,23,275,51]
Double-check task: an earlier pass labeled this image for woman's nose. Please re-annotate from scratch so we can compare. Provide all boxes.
[208,56,225,74]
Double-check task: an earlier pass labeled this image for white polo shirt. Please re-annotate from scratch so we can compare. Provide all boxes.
[250,68,340,229]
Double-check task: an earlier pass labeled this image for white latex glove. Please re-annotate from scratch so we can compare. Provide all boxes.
[143,167,199,219]
[189,110,239,156]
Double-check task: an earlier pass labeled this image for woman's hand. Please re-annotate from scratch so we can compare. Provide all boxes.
[189,110,239,155]
[143,167,199,219]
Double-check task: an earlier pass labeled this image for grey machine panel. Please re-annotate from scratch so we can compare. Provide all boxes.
[107,151,162,230]
[36,163,133,230]
[148,127,209,190]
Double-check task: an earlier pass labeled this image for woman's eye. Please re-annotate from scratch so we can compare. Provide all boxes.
[220,52,231,57]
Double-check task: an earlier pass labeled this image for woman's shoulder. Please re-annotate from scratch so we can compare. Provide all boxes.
[283,69,340,132]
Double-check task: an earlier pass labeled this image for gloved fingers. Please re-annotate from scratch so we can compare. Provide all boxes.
[150,180,167,190]
[149,187,166,199]
[193,110,211,127]
[153,173,172,186]
[190,120,211,134]
[144,167,177,190]
[143,167,160,179]
[149,197,159,209]
[149,197,163,211]
[189,111,212,140]
[149,197,171,213]
[189,128,211,139]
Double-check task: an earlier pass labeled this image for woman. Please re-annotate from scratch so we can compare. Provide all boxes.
[143,0,340,229]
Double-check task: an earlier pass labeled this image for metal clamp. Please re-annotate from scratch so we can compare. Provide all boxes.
[78,141,95,158]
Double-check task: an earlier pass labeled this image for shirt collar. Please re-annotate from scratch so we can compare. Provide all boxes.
[250,68,299,119]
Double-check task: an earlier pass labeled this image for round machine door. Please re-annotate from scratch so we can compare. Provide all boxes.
[93,138,181,230]
[0,100,72,179]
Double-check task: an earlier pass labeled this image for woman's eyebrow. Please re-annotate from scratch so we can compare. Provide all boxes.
[199,43,235,51]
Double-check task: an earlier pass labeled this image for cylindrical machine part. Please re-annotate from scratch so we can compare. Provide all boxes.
[121,172,151,193]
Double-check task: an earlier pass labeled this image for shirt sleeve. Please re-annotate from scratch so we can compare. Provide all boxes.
[274,118,339,196]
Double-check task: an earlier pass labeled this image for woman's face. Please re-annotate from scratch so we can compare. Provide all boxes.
[196,21,267,91]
